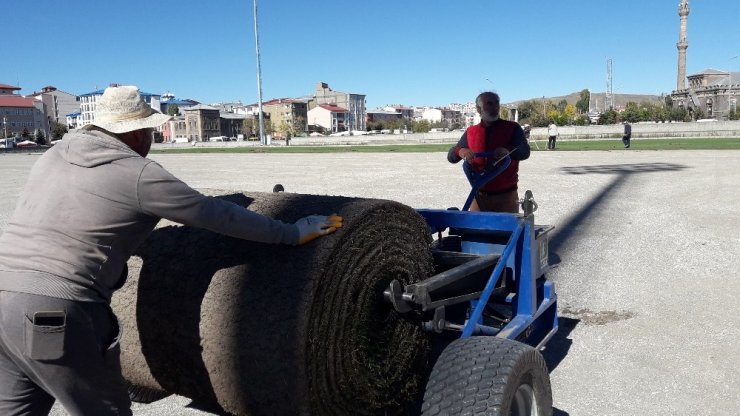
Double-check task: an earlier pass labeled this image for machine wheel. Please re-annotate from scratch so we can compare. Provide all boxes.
[421,336,552,416]
[127,382,170,403]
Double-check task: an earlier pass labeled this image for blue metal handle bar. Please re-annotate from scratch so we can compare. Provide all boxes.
[461,155,511,211]
[461,220,524,338]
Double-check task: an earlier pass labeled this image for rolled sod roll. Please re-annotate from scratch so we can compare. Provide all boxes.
[112,191,435,415]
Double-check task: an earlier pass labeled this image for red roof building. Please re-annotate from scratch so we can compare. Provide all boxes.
[1,84,47,140]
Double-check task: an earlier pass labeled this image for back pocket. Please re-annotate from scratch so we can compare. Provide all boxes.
[24,311,66,360]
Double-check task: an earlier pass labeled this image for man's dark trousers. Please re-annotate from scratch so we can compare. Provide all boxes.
[0,290,132,416]
[622,134,631,148]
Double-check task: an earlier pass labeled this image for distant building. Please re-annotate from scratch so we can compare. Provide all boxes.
[28,86,79,128]
[383,105,414,119]
[312,82,366,131]
[66,112,81,130]
[262,98,308,138]
[183,104,220,141]
[307,104,348,133]
[162,115,187,142]
[672,68,739,119]
[160,92,199,116]
[0,83,47,139]
[421,107,462,125]
[448,102,477,115]
[220,111,246,138]
[366,109,402,124]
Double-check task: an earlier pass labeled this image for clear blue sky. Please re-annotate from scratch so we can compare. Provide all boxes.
[4,0,739,109]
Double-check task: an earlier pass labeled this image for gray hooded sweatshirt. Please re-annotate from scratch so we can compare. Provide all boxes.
[0,129,299,303]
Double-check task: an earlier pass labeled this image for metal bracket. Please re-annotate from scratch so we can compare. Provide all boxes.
[431,306,445,333]
[521,190,538,216]
[383,280,413,313]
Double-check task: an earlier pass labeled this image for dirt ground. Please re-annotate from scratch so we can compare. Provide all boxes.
[2,148,737,416]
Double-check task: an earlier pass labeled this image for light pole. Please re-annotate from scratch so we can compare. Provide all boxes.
[252,0,267,145]
[728,55,738,120]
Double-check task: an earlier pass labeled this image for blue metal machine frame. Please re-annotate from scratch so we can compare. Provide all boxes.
[384,154,558,350]
[416,209,558,349]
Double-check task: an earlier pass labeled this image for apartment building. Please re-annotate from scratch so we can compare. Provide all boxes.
[307,104,348,133]
[262,98,308,138]
[312,82,366,131]
[421,107,463,125]
[1,83,47,139]
[383,105,414,119]
[366,109,402,124]
[28,86,80,125]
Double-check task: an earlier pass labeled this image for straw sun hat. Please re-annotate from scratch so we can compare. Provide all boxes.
[89,85,171,134]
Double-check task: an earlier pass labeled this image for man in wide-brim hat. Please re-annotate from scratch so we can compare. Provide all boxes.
[0,85,342,415]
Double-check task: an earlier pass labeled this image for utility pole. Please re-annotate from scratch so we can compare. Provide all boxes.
[606,58,614,110]
[252,0,267,145]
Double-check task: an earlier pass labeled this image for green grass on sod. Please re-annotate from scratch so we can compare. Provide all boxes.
[151,138,740,154]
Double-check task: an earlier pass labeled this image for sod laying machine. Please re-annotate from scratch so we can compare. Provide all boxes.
[112,154,558,416]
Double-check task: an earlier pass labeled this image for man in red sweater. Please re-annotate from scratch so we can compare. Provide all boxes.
[447,92,530,212]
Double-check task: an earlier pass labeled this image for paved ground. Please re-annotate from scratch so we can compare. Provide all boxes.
[2,148,738,415]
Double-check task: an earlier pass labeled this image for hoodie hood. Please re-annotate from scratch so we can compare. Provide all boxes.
[58,129,141,168]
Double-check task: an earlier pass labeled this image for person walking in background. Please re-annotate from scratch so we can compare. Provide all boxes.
[0,85,342,415]
[447,91,530,213]
[547,122,559,150]
[622,121,632,148]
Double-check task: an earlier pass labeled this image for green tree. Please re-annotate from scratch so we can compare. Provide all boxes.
[264,119,274,136]
[669,107,689,122]
[564,103,577,122]
[243,118,257,138]
[499,107,509,120]
[576,89,590,114]
[556,99,568,113]
[413,119,430,133]
[621,102,641,123]
[51,122,68,140]
[21,127,30,139]
[292,116,307,136]
[167,104,179,116]
[598,108,619,125]
[693,107,706,120]
[35,129,46,145]
[277,121,290,138]
[516,100,540,124]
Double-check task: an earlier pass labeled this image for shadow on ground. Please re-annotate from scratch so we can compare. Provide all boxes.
[548,162,688,265]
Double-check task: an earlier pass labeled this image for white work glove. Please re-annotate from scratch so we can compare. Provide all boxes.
[295,214,343,245]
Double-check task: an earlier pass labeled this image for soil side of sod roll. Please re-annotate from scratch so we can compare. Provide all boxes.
[112,191,435,415]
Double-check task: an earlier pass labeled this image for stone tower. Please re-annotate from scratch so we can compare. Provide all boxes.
[677,0,690,90]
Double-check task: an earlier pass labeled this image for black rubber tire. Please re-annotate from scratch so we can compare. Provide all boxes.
[127,382,170,403]
[421,336,552,416]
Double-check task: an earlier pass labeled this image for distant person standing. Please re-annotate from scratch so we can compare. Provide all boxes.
[547,122,559,150]
[622,121,632,148]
